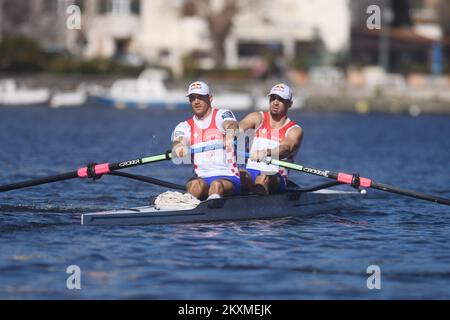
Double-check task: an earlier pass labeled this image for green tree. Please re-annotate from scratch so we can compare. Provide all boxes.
[0,36,48,72]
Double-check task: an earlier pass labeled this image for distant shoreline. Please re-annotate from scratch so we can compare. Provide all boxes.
[1,72,450,114]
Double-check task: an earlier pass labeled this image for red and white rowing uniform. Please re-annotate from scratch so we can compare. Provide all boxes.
[246,111,300,178]
[171,108,239,179]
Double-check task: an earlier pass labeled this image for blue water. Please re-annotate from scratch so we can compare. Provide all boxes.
[0,106,449,299]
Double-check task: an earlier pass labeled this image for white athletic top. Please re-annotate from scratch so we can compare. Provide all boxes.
[246,112,300,178]
[171,108,239,178]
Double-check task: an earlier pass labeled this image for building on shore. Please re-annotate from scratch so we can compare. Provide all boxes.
[74,0,352,78]
[0,0,352,78]
[1,0,448,78]
[0,0,83,55]
[349,0,446,74]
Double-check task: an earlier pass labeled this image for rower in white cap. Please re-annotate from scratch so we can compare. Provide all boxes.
[239,83,304,195]
[171,81,241,200]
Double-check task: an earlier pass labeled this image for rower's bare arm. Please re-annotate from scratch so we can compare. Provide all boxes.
[172,137,189,158]
[271,127,304,159]
[239,112,262,132]
[223,120,239,148]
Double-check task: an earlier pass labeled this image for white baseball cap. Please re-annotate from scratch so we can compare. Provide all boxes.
[186,81,210,96]
[268,83,292,101]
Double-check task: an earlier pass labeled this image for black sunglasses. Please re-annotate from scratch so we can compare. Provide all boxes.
[269,95,290,103]
[188,94,209,102]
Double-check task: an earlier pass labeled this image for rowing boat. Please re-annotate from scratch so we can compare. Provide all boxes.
[81,187,364,226]
[1,147,448,226]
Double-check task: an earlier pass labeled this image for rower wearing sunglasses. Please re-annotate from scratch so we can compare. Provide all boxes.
[171,81,241,200]
[239,83,304,195]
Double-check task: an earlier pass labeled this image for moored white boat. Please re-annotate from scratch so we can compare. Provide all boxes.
[50,85,87,108]
[90,69,191,110]
[213,92,253,111]
[90,69,254,111]
[0,79,50,106]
